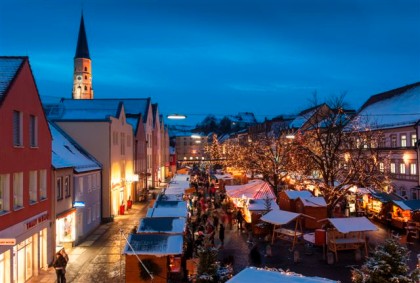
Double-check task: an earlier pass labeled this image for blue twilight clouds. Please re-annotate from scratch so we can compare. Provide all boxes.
[0,0,419,125]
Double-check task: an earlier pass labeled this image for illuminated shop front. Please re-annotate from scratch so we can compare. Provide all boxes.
[56,209,76,247]
[0,212,50,283]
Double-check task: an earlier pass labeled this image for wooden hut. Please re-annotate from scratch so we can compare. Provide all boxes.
[278,190,313,212]
[295,196,327,229]
[389,200,420,229]
[124,234,184,283]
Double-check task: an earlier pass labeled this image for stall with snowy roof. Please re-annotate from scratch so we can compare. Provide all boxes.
[226,267,338,283]
[295,196,327,229]
[213,173,235,190]
[320,217,378,262]
[247,198,279,236]
[390,200,420,230]
[123,233,184,283]
[137,217,186,234]
[362,190,404,221]
[260,209,314,250]
[278,190,313,212]
[146,206,188,218]
[225,180,276,222]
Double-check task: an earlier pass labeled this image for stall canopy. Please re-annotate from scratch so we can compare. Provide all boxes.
[260,209,304,225]
[225,179,275,199]
[248,199,279,212]
[137,217,186,234]
[323,217,378,233]
[164,174,191,195]
[226,267,338,283]
[393,200,420,211]
[123,234,183,256]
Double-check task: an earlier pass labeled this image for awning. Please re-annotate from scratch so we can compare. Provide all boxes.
[260,210,303,225]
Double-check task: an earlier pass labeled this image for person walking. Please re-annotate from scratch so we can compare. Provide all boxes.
[219,223,225,248]
[53,251,67,283]
[236,210,244,231]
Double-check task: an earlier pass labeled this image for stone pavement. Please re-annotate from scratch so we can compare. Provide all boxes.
[28,201,149,283]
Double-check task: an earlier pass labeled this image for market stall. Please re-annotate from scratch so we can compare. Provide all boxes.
[260,209,314,250]
[391,200,420,229]
[225,179,276,210]
[321,217,378,262]
[137,217,186,234]
[226,267,338,283]
[278,190,313,212]
[247,198,279,235]
[295,196,327,229]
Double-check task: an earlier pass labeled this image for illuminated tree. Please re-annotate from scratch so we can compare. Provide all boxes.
[289,96,390,216]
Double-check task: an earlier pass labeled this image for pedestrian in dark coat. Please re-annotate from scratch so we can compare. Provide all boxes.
[236,210,244,230]
[53,252,67,283]
[219,223,225,247]
[249,243,262,267]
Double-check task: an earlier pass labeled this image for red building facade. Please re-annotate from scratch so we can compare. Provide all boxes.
[0,57,53,282]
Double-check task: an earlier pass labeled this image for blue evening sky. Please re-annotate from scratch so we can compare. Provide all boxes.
[1,0,419,125]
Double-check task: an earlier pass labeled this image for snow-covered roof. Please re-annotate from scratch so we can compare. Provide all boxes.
[123,233,183,256]
[137,217,186,234]
[48,99,123,121]
[325,217,378,233]
[214,173,234,180]
[50,122,101,172]
[358,82,420,129]
[0,57,24,97]
[227,267,338,283]
[164,174,191,195]
[247,199,279,211]
[298,197,327,207]
[260,209,302,225]
[225,180,275,200]
[284,190,313,200]
[393,200,420,211]
[152,200,187,211]
[146,207,188,218]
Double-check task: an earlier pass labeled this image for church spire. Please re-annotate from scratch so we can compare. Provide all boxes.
[72,14,93,99]
[75,14,90,59]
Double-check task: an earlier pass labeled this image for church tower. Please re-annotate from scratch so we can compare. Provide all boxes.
[72,14,93,99]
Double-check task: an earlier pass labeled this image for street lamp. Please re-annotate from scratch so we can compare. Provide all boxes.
[167,114,187,120]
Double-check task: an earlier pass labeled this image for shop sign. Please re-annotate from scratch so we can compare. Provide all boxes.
[26,212,49,230]
[0,238,16,245]
[73,201,85,207]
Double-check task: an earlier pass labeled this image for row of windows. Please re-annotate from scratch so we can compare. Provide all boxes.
[77,174,100,197]
[0,170,47,213]
[13,111,38,147]
[379,133,417,148]
[379,162,417,175]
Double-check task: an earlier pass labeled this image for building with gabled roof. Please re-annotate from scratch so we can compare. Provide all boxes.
[50,121,102,248]
[356,82,420,199]
[0,56,53,282]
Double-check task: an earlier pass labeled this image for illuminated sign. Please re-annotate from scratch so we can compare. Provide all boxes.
[0,238,16,245]
[73,201,85,207]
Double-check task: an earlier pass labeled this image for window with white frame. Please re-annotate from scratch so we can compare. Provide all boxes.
[411,134,417,147]
[13,172,23,209]
[29,171,37,204]
[29,115,38,147]
[56,177,63,200]
[64,176,70,198]
[379,162,384,172]
[399,163,406,174]
[390,163,396,174]
[400,134,407,147]
[410,163,417,175]
[390,135,397,147]
[0,174,10,212]
[40,170,47,200]
[13,111,23,146]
